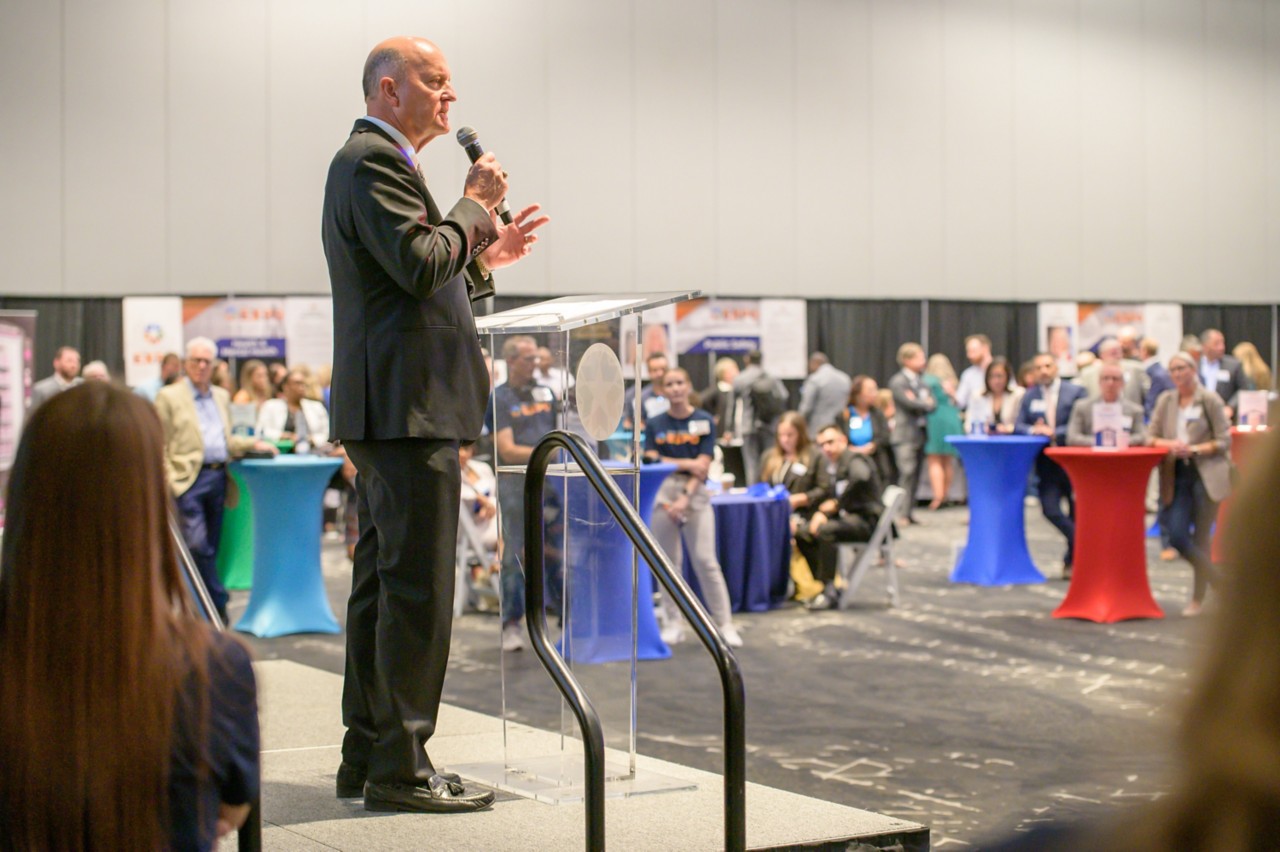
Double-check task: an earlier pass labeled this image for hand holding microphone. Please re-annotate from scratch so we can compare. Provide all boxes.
[456,125,550,271]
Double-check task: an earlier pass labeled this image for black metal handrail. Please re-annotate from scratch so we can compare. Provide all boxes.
[523,431,747,852]
[169,510,262,852]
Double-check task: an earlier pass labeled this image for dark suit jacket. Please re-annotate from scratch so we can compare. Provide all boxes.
[760,445,828,515]
[323,119,498,442]
[1144,361,1174,421]
[887,369,935,445]
[825,450,884,527]
[1201,355,1251,412]
[1014,380,1088,446]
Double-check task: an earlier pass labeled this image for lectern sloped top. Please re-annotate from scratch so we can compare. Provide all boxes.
[475,291,701,334]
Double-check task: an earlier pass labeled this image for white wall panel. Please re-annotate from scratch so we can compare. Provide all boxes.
[1078,0,1146,299]
[1012,0,1082,301]
[63,0,167,295]
[168,0,267,295]
[870,0,944,298]
[541,0,633,295]
[267,0,365,295]
[1205,0,1269,302]
[634,0,716,296]
[715,0,796,297]
[942,0,1015,300]
[1144,0,1207,304]
[0,2,63,295]
[795,0,872,296]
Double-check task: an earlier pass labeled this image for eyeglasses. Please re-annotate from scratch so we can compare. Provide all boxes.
[187,357,212,366]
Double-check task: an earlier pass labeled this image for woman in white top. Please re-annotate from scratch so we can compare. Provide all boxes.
[256,368,330,448]
[964,357,1025,435]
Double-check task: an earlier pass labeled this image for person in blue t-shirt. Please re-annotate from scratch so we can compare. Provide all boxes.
[643,367,742,648]
[488,335,563,653]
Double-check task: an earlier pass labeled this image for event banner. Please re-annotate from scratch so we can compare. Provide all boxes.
[183,297,287,361]
[1039,302,1183,377]
[283,296,334,371]
[0,310,36,530]
[122,296,184,387]
[672,297,808,379]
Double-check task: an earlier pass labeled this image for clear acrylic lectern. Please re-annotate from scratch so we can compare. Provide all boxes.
[455,292,701,803]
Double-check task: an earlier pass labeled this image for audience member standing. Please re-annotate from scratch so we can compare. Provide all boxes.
[732,350,788,484]
[644,368,743,647]
[964,357,1024,434]
[134,352,182,402]
[81,360,111,382]
[1232,340,1272,393]
[257,369,331,448]
[155,338,275,623]
[232,359,273,409]
[1150,351,1232,616]
[955,333,994,411]
[1141,337,1175,422]
[797,352,851,435]
[28,345,82,415]
[624,351,670,432]
[888,343,935,523]
[700,356,739,437]
[0,383,259,851]
[1066,362,1149,447]
[1199,329,1251,420]
[923,353,963,510]
[1015,353,1088,578]
[1078,338,1147,408]
[837,375,897,488]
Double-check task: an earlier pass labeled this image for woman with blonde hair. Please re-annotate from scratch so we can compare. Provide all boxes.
[1233,340,1272,392]
[923,352,964,510]
[233,357,272,408]
[0,383,259,850]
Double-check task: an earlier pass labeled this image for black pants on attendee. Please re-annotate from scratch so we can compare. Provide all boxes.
[815,516,874,586]
[176,464,228,620]
[1166,459,1219,602]
[341,438,460,786]
[1034,453,1075,566]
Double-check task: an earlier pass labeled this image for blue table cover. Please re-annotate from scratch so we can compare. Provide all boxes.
[556,464,670,664]
[946,435,1048,585]
[232,455,343,637]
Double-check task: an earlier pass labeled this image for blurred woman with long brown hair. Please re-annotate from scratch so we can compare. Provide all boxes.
[0,383,259,851]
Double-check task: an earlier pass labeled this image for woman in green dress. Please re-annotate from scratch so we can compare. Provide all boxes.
[923,353,964,510]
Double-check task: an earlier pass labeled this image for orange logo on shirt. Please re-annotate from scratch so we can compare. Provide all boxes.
[656,432,702,447]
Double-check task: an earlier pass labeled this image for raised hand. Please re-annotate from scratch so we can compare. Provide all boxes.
[481,203,550,271]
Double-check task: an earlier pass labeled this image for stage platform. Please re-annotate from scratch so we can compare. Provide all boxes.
[233,660,928,851]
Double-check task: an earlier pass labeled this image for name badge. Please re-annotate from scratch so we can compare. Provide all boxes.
[835,480,848,496]
[849,417,864,430]
[790,462,807,477]
[688,419,711,436]
[1217,369,1231,382]
[532,386,553,403]
[1182,406,1203,421]
[1030,399,1047,414]
[1121,416,1133,429]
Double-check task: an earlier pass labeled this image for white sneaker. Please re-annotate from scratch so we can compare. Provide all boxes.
[501,621,525,652]
[660,624,684,645]
[720,624,744,648]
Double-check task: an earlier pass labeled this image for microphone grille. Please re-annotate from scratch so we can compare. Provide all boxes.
[456,126,478,147]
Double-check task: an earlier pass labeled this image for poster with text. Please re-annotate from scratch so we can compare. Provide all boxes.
[1037,302,1079,376]
[1142,303,1184,367]
[284,297,334,370]
[123,296,184,387]
[675,298,761,356]
[183,297,287,361]
[759,299,808,379]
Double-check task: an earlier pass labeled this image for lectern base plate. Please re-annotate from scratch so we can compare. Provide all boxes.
[455,754,697,804]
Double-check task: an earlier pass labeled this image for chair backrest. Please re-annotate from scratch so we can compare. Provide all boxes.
[876,485,907,538]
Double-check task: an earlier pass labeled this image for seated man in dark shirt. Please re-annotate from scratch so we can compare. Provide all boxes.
[802,424,885,610]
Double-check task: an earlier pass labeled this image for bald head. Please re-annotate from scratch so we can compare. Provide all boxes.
[362,37,455,149]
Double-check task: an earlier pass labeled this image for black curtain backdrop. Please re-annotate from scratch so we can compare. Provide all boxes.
[0,297,125,381]
[3,296,1274,394]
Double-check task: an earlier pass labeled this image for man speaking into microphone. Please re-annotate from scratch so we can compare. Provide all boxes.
[322,35,548,814]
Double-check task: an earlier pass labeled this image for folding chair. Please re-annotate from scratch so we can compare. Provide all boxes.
[836,484,906,610]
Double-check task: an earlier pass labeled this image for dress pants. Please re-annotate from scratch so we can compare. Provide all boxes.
[814,515,874,585]
[892,429,926,521]
[650,477,734,629]
[176,465,229,619]
[1034,452,1075,565]
[1166,459,1218,602]
[341,438,459,785]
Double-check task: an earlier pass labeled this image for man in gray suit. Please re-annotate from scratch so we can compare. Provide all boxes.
[323,35,547,815]
[1077,338,1147,409]
[888,342,935,524]
[29,346,82,416]
[798,352,851,434]
[1066,363,1149,447]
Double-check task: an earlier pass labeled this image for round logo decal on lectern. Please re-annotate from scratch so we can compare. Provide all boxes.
[575,343,626,441]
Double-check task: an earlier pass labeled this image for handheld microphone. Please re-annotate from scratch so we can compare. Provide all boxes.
[456,126,512,224]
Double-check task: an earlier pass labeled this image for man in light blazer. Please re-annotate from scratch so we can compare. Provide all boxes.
[798,352,851,435]
[888,342,935,523]
[28,346,82,416]
[323,36,548,814]
[1066,363,1149,447]
[1015,352,1089,577]
[155,337,273,623]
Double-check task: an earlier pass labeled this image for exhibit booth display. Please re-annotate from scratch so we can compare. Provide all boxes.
[457,292,703,804]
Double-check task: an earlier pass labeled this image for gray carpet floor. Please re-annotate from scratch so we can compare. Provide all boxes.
[232,500,1208,849]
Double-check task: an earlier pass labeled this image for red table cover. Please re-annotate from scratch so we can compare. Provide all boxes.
[1045,446,1168,623]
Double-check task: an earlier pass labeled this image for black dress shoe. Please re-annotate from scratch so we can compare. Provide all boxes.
[364,776,495,814]
[338,763,463,799]
[336,762,366,798]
